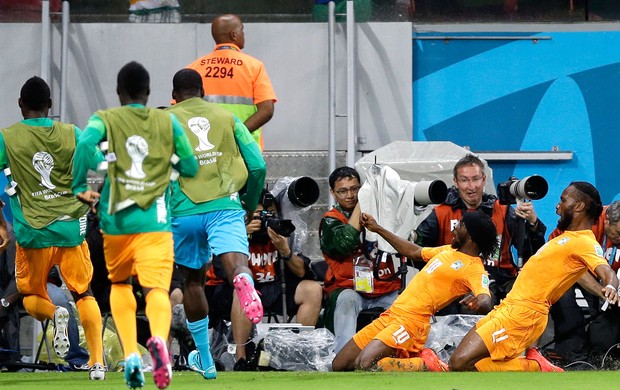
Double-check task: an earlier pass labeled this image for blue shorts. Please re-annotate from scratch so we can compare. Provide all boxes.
[172,209,249,270]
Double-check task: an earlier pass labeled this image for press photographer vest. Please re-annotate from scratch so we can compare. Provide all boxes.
[320,207,401,297]
[1,121,88,229]
[433,201,514,271]
[167,98,248,203]
[96,107,173,214]
[247,241,279,284]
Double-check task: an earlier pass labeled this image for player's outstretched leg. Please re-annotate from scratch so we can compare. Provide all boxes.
[233,274,263,324]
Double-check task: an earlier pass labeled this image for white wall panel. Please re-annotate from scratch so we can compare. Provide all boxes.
[0,22,412,152]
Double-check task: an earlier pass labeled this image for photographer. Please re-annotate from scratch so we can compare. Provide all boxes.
[319,167,401,354]
[416,154,547,310]
[206,190,323,370]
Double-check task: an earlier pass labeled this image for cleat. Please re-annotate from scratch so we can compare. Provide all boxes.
[419,348,450,372]
[147,336,172,389]
[124,353,145,389]
[525,348,564,372]
[188,350,217,379]
[233,274,263,324]
[89,363,106,380]
[52,306,70,359]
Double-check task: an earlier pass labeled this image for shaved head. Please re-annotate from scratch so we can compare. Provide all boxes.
[211,14,244,48]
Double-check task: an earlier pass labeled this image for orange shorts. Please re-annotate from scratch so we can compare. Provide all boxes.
[353,311,430,358]
[103,232,174,291]
[475,303,548,361]
[15,241,93,297]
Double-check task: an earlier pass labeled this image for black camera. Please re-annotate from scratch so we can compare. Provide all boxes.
[497,175,548,205]
[257,210,296,237]
[256,192,296,237]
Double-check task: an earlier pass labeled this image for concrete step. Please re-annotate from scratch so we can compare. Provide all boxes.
[263,150,347,179]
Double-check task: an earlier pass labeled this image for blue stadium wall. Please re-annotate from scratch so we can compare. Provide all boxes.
[413,29,620,233]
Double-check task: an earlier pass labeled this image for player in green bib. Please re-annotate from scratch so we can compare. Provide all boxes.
[72,62,198,390]
[166,68,266,379]
[0,76,105,380]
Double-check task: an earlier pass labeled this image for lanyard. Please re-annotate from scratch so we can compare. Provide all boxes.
[603,235,618,266]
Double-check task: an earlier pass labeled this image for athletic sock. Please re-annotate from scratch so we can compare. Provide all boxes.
[237,272,254,286]
[110,283,139,356]
[145,288,172,341]
[76,296,104,366]
[475,356,531,371]
[377,357,425,371]
[186,316,215,369]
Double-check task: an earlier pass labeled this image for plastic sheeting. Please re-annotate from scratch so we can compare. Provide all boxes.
[263,328,334,372]
[425,314,483,362]
[258,315,481,371]
[355,141,496,195]
[358,164,436,253]
[270,177,317,254]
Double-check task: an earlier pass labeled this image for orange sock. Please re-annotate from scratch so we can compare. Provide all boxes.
[520,356,543,371]
[110,283,139,357]
[474,356,536,371]
[377,357,425,371]
[22,295,56,321]
[145,288,172,341]
[76,296,104,366]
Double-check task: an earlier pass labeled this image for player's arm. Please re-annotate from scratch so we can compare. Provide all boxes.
[459,293,493,314]
[170,113,198,178]
[361,212,423,260]
[73,115,106,205]
[577,272,606,299]
[234,116,266,212]
[593,264,619,305]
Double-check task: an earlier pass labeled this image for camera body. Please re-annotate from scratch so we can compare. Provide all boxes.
[256,193,296,237]
[497,175,548,205]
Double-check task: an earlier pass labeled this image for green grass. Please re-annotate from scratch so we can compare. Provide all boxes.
[0,371,618,390]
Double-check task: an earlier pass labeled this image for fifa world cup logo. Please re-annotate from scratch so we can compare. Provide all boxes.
[187,116,214,151]
[32,151,56,190]
[125,135,149,179]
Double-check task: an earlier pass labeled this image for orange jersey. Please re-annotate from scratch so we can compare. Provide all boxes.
[387,246,490,322]
[503,229,606,313]
[549,206,620,271]
[353,245,490,355]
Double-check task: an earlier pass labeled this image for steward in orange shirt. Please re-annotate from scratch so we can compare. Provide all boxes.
[185,14,277,151]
